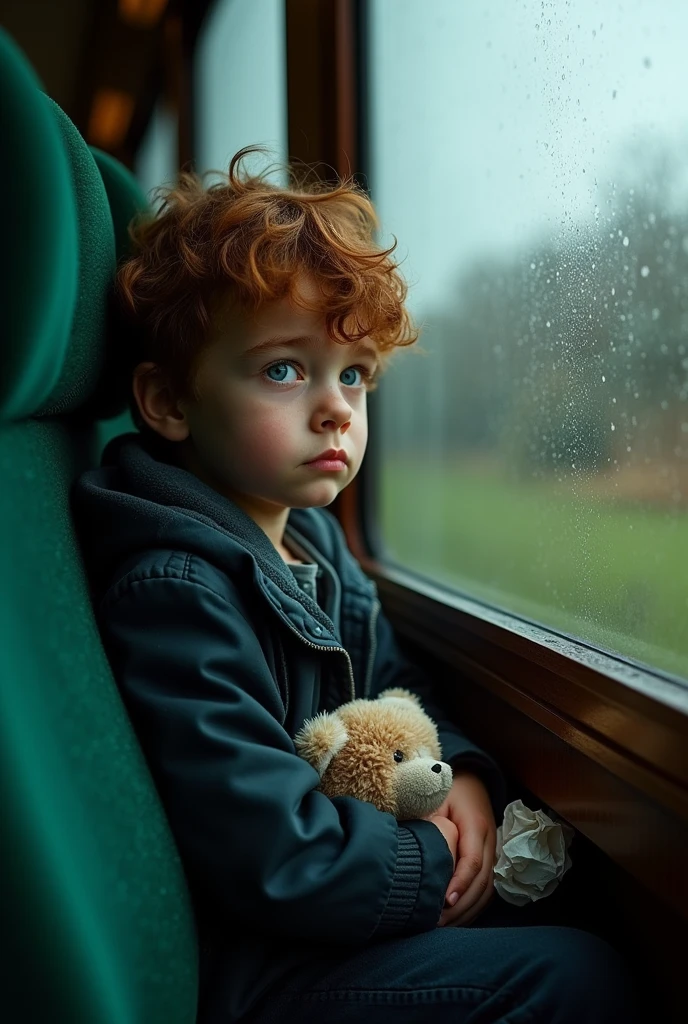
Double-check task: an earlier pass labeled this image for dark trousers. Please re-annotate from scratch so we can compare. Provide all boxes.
[244,897,641,1023]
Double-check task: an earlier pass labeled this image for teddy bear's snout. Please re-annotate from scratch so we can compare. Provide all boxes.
[393,757,453,820]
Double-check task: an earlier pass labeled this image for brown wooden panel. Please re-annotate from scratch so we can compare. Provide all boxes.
[286,0,336,173]
[285,0,359,179]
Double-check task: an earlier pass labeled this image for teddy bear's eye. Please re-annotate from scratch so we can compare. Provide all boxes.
[393,750,404,763]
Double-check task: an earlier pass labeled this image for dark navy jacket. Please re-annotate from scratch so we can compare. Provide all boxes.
[72,432,507,1024]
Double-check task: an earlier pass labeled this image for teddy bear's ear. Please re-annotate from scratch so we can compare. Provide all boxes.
[378,687,423,710]
[294,711,349,778]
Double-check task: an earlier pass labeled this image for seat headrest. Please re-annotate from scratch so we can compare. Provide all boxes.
[90,147,149,264]
[0,28,78,421]
[85,147,151,420]
[35,99,116,418]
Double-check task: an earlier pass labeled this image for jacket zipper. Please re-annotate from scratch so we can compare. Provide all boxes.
[363,598,381,699]
[276,635,290,720]
[278,613,356,703]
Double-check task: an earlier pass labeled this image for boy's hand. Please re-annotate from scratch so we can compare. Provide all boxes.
[428,771,497,928]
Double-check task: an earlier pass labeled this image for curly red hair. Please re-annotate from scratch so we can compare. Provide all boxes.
[117,145,419,401]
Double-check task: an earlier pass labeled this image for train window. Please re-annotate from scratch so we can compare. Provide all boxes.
[134,96,178,207]
[194,0,288,180]
[367,0,688,682]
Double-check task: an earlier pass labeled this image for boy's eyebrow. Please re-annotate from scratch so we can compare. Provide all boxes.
[246,334,379,363]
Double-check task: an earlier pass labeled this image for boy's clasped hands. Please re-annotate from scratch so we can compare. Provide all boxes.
[426,770,497,928]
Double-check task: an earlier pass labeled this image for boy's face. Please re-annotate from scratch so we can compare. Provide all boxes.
[170,274,378,540]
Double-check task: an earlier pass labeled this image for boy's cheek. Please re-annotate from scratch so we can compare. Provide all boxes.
[243,418,298,465]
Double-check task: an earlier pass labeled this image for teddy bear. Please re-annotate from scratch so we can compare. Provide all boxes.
[294,687,574,906]
[294,686,454,819]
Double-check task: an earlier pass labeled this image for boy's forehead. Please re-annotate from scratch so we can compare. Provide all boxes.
[243,333,378,364]
[211,277,324,338]
[210,281,378,361]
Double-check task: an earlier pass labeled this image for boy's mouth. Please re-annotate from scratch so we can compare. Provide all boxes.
[306,448,348,464]
[304,459,347,471]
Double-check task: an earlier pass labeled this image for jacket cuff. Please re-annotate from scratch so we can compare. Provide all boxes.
[372,821,453,939]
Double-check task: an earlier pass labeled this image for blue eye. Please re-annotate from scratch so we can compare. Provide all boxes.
[265,362,298,383]
[340,367,362,386]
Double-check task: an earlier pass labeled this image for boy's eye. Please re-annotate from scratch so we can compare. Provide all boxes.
[263,360,372,388]
[265,361,299,384]
[340,366,362,387]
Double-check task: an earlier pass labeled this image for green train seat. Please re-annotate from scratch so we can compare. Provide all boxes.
[87,144,150,451]
[0,27,198,1023]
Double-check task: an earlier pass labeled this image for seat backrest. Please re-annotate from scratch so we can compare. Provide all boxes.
[0,28,198,1023]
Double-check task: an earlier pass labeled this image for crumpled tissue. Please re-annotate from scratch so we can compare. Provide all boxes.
[493,799,574,906]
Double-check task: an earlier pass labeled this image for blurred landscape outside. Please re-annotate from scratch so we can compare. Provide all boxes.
[369,0,688,682]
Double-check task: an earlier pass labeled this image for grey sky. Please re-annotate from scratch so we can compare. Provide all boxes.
[368,0,688,316]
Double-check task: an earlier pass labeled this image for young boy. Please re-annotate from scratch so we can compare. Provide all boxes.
[73,146,637,1024]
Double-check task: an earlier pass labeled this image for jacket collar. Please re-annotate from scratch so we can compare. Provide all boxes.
[97,432,341,641]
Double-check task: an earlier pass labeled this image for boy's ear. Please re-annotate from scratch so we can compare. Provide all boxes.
[132,361,190,442]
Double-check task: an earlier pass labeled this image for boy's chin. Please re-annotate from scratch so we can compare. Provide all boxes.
[288,487,341,509]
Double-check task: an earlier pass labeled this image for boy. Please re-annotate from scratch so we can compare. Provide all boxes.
[73,146,636,1023]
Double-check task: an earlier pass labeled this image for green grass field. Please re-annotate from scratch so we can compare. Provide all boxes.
[380,456,688,683]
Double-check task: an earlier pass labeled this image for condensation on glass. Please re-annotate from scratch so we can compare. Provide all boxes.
[368,0,688,682]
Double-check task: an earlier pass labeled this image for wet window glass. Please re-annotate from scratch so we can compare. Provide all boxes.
[368,0,688,682]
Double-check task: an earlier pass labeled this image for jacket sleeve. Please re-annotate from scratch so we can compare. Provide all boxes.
[369,604,508,821]
[98,569,455,945]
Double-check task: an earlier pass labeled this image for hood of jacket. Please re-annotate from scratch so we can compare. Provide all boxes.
[72,430,371,646]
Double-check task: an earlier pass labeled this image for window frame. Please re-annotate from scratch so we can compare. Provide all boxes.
[285,0,688,920]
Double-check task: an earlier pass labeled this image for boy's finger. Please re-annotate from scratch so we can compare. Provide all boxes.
[445,833,494,910]
[440,881,495,928]
[450,866,493,920]
[441,845,495,925]
[445,827,483,902]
